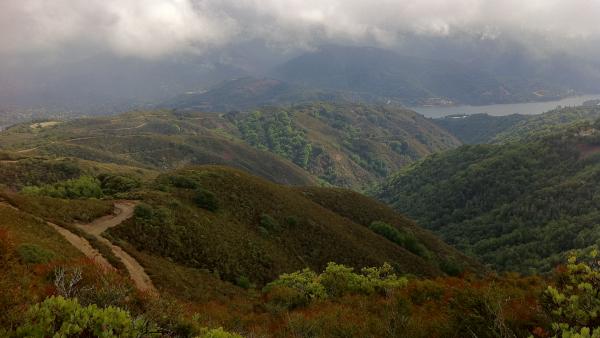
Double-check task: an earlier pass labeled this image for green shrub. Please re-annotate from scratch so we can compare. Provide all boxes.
[17,244,55,264]
[235,276,252,289]
[260,213,280,232]
[134,203,154,219]
[439,259,464,277]
[168,175,198,189]
[13,296,154,337]
[22,175,103,199]
[369,221,431,258]
[194,188,219,212]
[264,262,407,308]
[285,216,299,226]
[98,174,141,195]
[544,251,600,337]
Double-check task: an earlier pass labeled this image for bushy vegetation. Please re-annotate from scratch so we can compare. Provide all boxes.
[265,262,406,308]
[194,188,219,212]
[378,122,600,273]
[229,102,460,188]
[22,175,103,199]
[543,251,600,337]
[236,110,313,169]
[13,296,154,337]
[369,221,431,258]
[109,167,468,286]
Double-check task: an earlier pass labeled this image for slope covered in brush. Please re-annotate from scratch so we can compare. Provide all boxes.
[107,166,477,284]
[377,120,600,273]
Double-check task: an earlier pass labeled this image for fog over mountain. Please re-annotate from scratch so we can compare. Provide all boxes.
[2,0,600,111]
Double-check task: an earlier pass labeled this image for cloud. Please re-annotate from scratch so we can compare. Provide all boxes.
[1,0,600,59]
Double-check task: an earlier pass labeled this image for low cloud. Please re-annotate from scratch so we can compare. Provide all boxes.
[1,0,599,59]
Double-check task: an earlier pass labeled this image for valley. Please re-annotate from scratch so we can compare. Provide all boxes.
[3,2,600,335]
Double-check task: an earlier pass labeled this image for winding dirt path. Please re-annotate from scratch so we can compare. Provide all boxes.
[76,201,157,294]
[0,201,112,269]
[1,198,157,294]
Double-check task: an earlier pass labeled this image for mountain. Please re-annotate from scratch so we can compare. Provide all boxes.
[274,45,575,106]
[433,105,600,144]
[160,77,381,112]
[376,120,600,273]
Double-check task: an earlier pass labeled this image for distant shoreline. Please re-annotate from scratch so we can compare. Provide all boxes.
[411,94,600,118]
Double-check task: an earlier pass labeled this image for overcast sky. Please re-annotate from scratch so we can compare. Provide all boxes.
[2,0,600,61]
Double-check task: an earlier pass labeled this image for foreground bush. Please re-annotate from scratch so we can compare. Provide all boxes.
[265,262,407,308]
[13,296,154,337]
[544,250,600,337]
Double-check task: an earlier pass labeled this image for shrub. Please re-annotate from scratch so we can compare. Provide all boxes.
[544,250,600,337]
[134,203,154,220]
[369,221,431,258]
[264,262,407,308]
[13,296,155,337]
[235,276,252,289]
[195,188,219,212]
[22,175,103,199]
[98,174,141,195]
[439,259,464,277]
[17,244,55,264]
[168,175,199,189]
[260,214,280,232]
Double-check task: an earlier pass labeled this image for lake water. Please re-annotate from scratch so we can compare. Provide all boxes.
[411,94,600,118]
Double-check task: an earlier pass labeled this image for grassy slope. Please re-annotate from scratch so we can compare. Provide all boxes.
[377,121,600,273]
[108,166,475,286]
[0,111,317,186]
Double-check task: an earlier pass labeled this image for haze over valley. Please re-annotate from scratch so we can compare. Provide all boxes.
[2,1,600,337]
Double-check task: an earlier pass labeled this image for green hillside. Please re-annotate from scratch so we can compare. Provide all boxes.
[377,120,600,273]
[228,102,460,188]
[107,166,475,284]
[0,104,460,189]
[0,112,317,186]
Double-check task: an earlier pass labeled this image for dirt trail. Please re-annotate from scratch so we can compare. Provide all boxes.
[0,201,113,269]
[1,199,157,294]
[76,201,157,294]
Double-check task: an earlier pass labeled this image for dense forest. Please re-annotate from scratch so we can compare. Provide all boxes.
[378,119,600,273]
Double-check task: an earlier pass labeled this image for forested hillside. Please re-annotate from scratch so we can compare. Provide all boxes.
[0,104,460,189]
[377,120,600,273]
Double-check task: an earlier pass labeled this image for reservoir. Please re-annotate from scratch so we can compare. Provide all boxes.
[411,94,600,118]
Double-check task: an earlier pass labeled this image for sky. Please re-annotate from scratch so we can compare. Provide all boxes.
[2,0,600,60]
